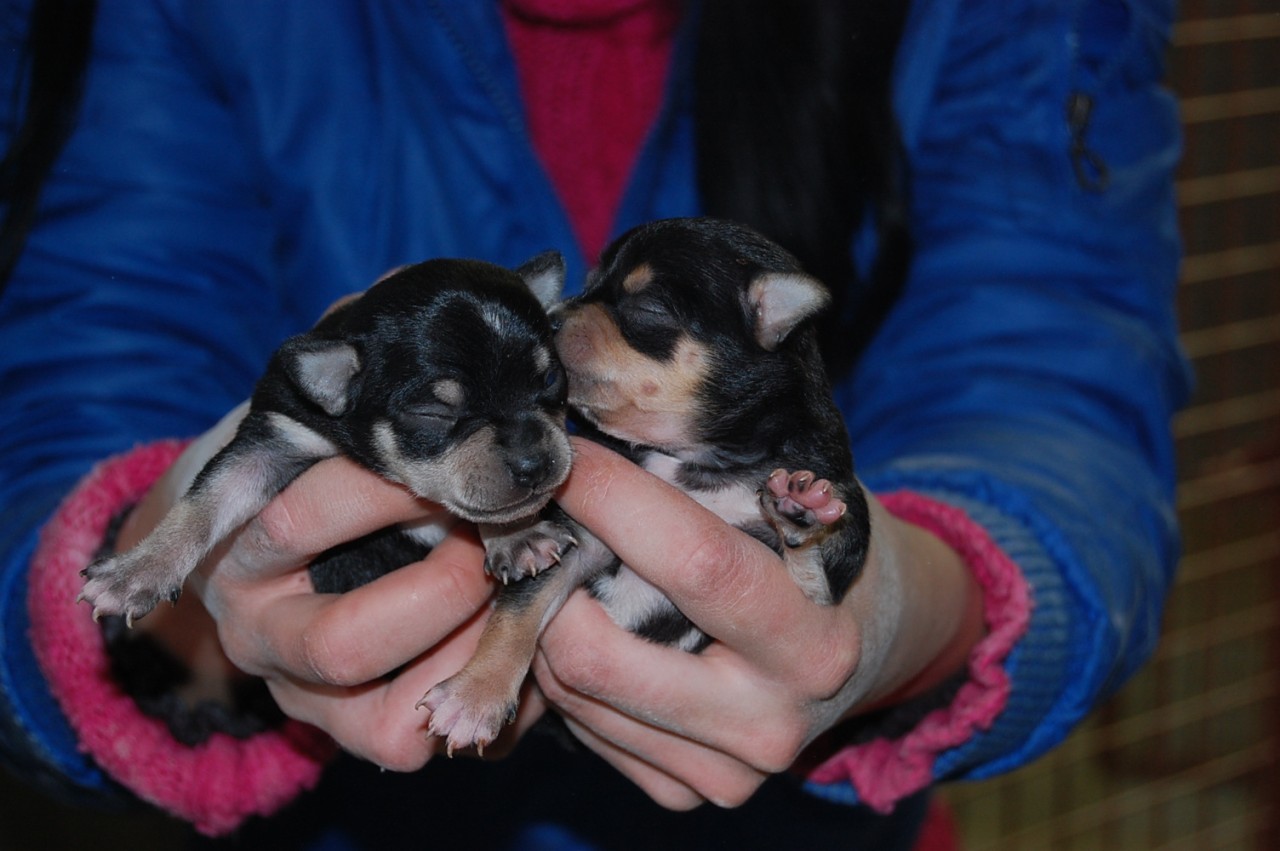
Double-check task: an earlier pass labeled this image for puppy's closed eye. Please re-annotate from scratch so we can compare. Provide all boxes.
[396,402,459,433]
[626,296,674,324]
[617,295,682,358]
[540,364,568,402]
[396,381,463,429]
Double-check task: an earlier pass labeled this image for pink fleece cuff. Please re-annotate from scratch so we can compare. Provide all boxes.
[806,491,1032,812]
[27,441,337,836]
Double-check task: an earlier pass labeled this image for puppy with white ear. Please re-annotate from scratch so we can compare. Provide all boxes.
[419,217,870,755]
[80,253,573,627]
[748,270,831,352]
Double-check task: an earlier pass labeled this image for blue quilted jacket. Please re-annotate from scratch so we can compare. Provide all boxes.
[0,0,1188,847]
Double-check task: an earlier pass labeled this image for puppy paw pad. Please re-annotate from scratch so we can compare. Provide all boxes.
[417,678,517,758]
[484,522,578,585]
[79,558,173,627]
[765,469,846,524]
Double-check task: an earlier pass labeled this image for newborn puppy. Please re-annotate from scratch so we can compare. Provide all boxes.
[80,254,574,626]
[420,217,871,755]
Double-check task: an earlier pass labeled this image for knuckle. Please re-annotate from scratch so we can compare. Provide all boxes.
[533,662,570,705]
[805,628,862,700]
[648,783,705,812]
[432,558,489,622]
[248,497,307,557]
[216,626,266,678]
[678,525,761,602]
[210,598,274,678]
[745,721,809,775]
[299,611,368,686]
[545,639,615,698]
[700,773,767,809]
[362,721,431,772]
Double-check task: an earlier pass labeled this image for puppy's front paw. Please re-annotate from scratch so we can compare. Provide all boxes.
[760,468,847,547]
[483,519,578,585]
[416,672,519,758]
[79,553,181,628]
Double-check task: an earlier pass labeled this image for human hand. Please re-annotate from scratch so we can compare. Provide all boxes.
[120,408,544,769]
[531,439,983,809]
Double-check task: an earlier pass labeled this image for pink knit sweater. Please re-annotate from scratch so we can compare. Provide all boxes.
[503,0,680,261]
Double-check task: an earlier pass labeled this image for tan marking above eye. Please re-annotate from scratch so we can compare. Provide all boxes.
[621,263,654,293]
[432,379,465,407]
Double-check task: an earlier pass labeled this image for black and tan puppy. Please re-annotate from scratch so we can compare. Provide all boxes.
[80,254,574,625]
[420,217,871,754]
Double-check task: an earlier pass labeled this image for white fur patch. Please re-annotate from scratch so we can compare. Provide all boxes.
[373,420,406,471]
[266,413,339,457]
[166,400,251,500]
[595,566,678,632]
[642,452,762,529]
[401,515,456,549]
[748,271,829,350]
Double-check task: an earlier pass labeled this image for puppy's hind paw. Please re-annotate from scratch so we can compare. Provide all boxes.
[761,468,846,547]
[416,676,517,759]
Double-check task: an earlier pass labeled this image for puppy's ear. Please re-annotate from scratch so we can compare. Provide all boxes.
[747,272,831,351]
[282,339,362,416]
[516,251,566,310]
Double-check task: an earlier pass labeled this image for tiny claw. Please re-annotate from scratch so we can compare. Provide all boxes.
[445,741,456,759]
[125,612,135,629]
[91,607,102,624]
[75,591,85,605]
[476,741,485,759]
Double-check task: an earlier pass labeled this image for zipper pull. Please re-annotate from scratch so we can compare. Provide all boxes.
[1067,92,1110,193]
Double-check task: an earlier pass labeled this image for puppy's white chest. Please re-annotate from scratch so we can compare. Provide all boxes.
[642,453,762,529]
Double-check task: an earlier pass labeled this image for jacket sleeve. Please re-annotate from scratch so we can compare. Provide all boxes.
[805,0,1190,807]
[0,0,329,829]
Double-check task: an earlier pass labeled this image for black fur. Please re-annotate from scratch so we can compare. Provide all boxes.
[308,526,433,594]
[83,253,573,744]
[417,219,875,755]
[574,217,869,604]
[81,254,572,629]
[258,261,567,485]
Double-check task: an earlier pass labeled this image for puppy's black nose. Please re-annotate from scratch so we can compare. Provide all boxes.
[508,450,552,489]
